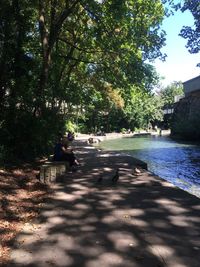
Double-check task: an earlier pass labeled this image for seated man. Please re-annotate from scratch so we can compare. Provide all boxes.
[53,135,79,167]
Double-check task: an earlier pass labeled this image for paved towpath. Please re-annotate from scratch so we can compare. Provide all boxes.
[9,139,200,267]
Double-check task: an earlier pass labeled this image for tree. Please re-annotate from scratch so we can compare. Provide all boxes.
[156,81,184,129]
[178,0,200,65]
[121,85,163,130]
[0,0,169,160]
[36,0,167,105]
[159,81,184,106]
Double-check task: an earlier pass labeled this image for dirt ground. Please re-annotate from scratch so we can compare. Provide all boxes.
[0,164,50,266]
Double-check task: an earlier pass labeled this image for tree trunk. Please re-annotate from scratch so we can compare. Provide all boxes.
[37,0,80,113]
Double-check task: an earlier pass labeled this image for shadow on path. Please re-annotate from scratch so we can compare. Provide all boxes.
[8,140,200,267]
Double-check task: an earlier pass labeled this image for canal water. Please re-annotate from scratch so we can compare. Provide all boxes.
[99,135,200,198]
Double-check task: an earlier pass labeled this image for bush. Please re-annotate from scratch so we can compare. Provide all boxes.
[1,108,66,162]
[120,128,127,134]
[65,120,76,133]
[77,123,88,134]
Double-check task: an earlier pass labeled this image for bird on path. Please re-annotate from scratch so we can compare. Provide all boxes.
[112,168,119,183]
[133,167,141,175]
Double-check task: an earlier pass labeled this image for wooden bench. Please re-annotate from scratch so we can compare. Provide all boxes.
[39,161,70,183]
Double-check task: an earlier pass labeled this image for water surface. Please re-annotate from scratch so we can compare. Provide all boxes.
[100,135,200,197]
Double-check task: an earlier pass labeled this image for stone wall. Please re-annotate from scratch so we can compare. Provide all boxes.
[183,75,200,96]
[171,91,200,140]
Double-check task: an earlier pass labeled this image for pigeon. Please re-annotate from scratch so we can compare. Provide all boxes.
[133,167,141,175]
[112,168,119,183]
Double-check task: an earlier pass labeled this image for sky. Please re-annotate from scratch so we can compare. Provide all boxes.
[152,8,200,87]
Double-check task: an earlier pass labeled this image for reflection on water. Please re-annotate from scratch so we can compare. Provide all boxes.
[100,136,200,197]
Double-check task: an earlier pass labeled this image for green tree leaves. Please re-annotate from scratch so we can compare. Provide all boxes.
[0,0,168,159]
[159,81,184,106]
[179,0,200,60]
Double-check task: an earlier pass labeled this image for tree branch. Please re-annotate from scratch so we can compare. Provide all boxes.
[58,54,104,65]
[54,0,80,31]
[48,0,80,52]
[58,37,118,55]
[39,0,49,57]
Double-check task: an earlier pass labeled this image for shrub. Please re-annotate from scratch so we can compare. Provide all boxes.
[120,128,127,134]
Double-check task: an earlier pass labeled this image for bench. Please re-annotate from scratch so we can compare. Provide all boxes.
[39,161,70,183]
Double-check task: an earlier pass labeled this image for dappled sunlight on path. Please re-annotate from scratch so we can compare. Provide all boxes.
[8,140,200,267]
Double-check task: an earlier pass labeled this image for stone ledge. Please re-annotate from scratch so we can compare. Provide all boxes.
[40,161,69,183]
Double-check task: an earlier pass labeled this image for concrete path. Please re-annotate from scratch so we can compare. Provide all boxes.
[9,140,200,267]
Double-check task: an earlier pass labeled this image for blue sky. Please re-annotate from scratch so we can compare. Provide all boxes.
[153,8,200,87]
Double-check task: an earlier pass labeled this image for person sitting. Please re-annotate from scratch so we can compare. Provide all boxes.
[53,135,79,167]
[53,135,63,161]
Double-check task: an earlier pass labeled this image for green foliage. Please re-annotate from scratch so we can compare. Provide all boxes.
[159,81,184,106]
[77,123,88,134]
[65,120,76,133]
[120,85,164,129]
[120,128,127,134]
[0,0,168,160]
[0,108,65,160]
[178,0,200,64]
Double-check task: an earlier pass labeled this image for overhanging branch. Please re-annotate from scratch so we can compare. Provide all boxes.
[58,37,118,55]
[58,54,104,65]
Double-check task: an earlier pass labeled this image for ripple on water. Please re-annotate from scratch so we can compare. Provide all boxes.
[100,136,200,198]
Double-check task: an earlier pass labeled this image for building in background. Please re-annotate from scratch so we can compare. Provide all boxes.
[171,75,200,140]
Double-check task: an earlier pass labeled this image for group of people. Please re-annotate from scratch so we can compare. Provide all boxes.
[53,131,79,168]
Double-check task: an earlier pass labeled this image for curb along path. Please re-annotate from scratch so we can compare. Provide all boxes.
[9,139,200,267]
